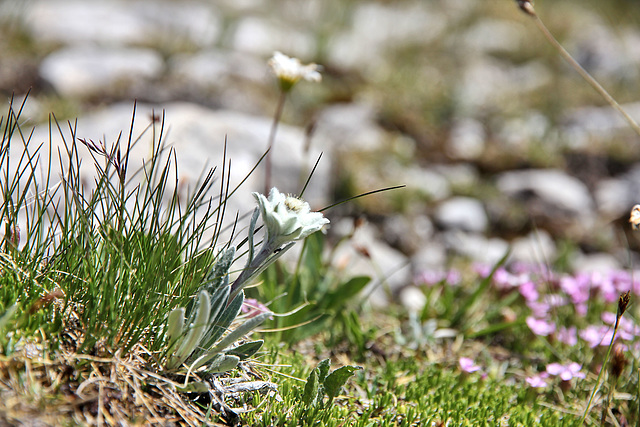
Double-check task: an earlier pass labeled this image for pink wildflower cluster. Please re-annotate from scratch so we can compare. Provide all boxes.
[526,362,585,388]
[473,263,640,348]
[415,269,462,287]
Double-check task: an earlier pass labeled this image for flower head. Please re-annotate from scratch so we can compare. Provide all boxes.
[459,357,481,373]
[526,373,549,388]
[526,316,555,336]
[254,188,329,250]
[268,51,322,92]
[546,362,585,381]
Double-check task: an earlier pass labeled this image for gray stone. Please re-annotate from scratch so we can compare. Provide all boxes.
[497,111,550,151]
[562,102,640,148]
[455,58,551,114]
[402,166,451,202]
[447,118,485,160]
[461,19,526,55]
[510,230,557,265]
[330,220,411,308]
[571,252,622,273]
[23,0,221,47]
[327,2,446,71]
[435,197,488,232]
[411,241,447,272]
[442,231,509,265]
[40,46,164,97]
[432,163,480,190]
[169,50,265,87]
[594,178,630,219]
[11,102,331,224]
[496,169,594,216]
[315,103,387,152]
[232,16,315,58]
[382,214,434,254]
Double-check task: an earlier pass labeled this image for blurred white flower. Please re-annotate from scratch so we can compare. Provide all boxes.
[268,51,321,91]
[254,187,329,249]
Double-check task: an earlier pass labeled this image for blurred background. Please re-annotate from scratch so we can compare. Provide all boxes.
[3,0,640,304]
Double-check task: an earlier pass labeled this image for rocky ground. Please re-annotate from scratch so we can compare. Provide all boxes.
[3,0,640,308]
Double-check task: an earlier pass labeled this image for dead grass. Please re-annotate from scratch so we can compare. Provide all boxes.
[0,342,227,426]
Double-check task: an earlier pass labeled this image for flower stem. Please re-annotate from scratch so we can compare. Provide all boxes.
[525,7,640,138]
[580,315,620,423]
[265,90,287,194]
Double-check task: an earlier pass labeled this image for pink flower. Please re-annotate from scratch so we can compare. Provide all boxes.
[526,373,549,388]
[473,263,492,278]
[416,270,446,286]
[526,316,556,336]
[241,298,273,319]
[546,362,585,381]
[417,269,462,287]
[519,281,539,301]
[459,357,481,373]
[579,325,614,348]
[556,326,578,346]
[526,301,550,318]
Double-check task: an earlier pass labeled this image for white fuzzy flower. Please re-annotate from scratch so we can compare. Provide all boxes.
[254,188,329,249]
[268,51,321,91]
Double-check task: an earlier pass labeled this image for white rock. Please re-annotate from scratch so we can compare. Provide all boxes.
[562,102,640,146]
[327,2,446,71]
[571,252,621,274]
[594,178,630,218]
[443,231,509,265]
[455,58,551,114]
[497,111,550,150]
[170,50,266,87]
[22,0,221,47]
[403,166,451,202]
[510,230,556,265]
[315,103,386,152]
[411,241,447,271]
[383,214,434,254]
[496,169,594,216]
[447,118,485,160]
[9,102,331,229]
[461,19,526,55]
[40,46,164,97]
[232,17,315,58]
[432,163,480,189]
[331,222,411,308]
[435,197,488,232]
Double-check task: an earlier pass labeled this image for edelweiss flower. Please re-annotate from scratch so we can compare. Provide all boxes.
[254,188,329,249]
[268,51,322,92]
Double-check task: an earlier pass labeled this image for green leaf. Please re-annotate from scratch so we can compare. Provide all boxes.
[0,305,17,332]
[198,284,230,350]
[208,311,271,356]
[165,307,185,354]
[302,366,320,407]
[205,290,245,346]
[316,358,331,384]
[226,340,264,360]
[205,246,236,295]
[322,276,371,310]
[324,365,362,402]
[167,290,211,370]
[206,354,240,373]
[451,249,510,327]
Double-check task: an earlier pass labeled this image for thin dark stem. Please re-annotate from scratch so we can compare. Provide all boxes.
[265,90,287,194]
